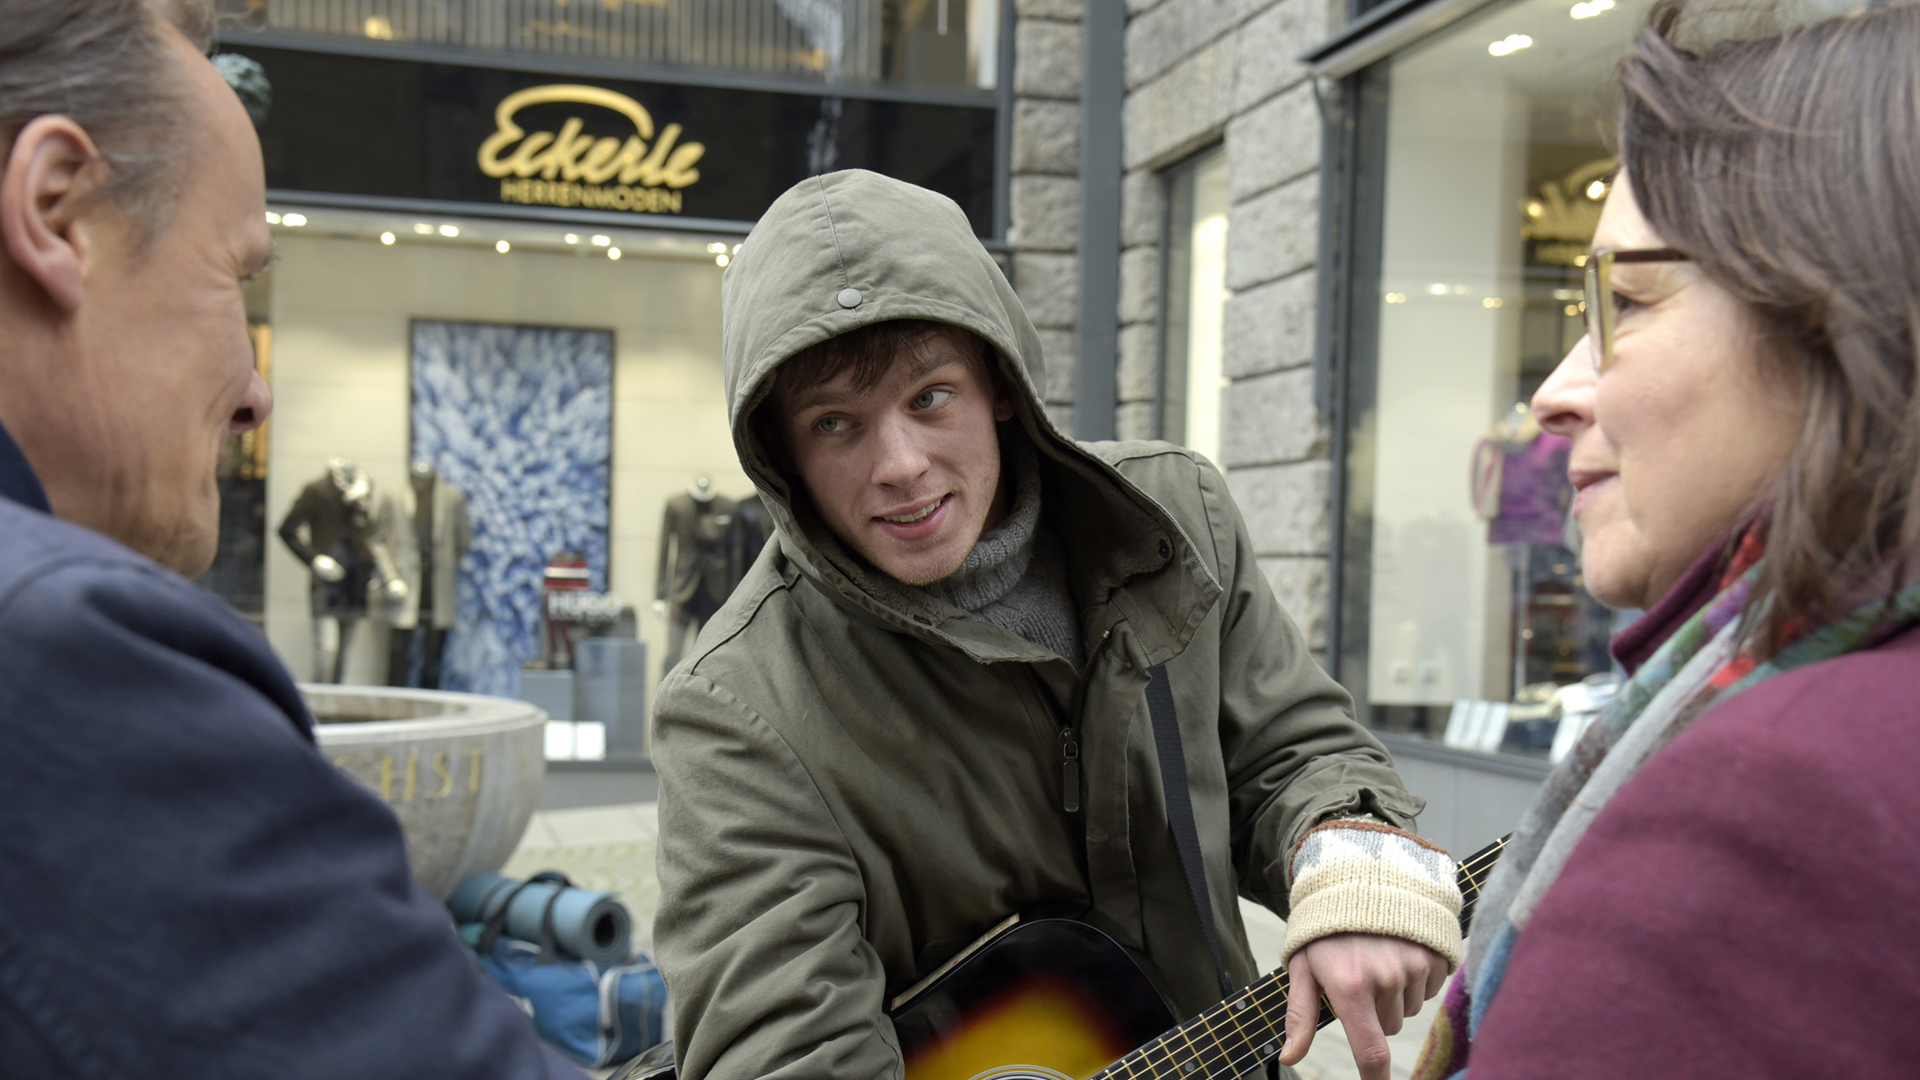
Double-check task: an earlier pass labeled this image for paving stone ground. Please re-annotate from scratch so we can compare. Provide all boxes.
[504,801,1438,1080]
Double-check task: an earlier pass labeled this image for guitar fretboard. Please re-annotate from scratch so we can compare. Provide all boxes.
[1092,834,1509,1080]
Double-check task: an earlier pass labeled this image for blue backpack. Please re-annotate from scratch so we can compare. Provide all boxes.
[457,871,669,1068]
[473,935,669,1068]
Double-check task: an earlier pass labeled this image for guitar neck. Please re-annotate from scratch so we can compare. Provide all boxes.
[1090,834,1509,1080]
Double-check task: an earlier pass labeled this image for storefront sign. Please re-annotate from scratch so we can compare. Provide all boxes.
[478,85,703,215]
[226,44,997,233]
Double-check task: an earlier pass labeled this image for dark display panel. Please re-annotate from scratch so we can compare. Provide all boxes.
[230,44,998,235]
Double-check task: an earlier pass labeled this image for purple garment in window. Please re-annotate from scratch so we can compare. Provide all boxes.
[1486,433,1572,546]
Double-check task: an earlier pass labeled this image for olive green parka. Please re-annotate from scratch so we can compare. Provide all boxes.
[651,170,1423,1080]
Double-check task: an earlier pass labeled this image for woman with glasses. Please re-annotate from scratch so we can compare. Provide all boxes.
[1413,2,1920,1077]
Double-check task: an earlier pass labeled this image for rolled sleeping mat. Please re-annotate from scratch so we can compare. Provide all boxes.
[449,871,633,965]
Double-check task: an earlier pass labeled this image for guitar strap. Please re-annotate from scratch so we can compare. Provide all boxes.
[1145,664,1235,999]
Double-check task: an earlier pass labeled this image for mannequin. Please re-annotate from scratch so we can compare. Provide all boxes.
[278,459,405,683]
[1471,405,1594,694]
[375,463,471,688]
[1470,403,1572,547]
[655,476,735,670]
[728,491,775,592]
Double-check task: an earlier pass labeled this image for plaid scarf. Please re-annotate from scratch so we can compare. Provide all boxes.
[1413,533,1920,1078]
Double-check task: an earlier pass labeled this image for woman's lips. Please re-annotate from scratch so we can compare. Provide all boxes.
[1570,472,1616,518]
[874,494,951,541]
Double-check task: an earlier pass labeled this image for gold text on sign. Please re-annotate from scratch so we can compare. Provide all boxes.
[478,84,703,217]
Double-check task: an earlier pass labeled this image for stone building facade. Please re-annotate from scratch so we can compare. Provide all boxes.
[1007,0,1343,655]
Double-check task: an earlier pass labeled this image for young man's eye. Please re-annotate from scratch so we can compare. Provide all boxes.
[913,389,953,410]
[814,415,849,435]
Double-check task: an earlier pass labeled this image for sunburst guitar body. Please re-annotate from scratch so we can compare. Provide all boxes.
[888,918,1175,1080]
[612,838,1505,1080]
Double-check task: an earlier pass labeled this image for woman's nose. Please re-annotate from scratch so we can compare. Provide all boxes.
[1533,334,1598,437]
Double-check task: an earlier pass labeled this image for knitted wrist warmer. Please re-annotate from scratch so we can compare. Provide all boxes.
[1281,819,1464,969]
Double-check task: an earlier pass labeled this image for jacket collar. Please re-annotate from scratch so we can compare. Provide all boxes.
[0,420,50,514]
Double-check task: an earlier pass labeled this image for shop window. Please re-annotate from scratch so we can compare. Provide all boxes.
[1337,0,1653,759]
[1158,146,1230,464]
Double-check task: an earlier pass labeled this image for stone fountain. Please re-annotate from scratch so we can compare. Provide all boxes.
[303,684,547,900]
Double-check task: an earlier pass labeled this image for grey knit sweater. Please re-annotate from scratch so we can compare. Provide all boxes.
[921,437,1083,668]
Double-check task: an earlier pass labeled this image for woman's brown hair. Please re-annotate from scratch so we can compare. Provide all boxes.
[1619,0,1920,653]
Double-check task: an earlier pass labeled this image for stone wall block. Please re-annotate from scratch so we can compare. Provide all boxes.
[1012,100,1082,175]
[1012,252,1080,328]
[1011,176,1083,251]
[1220,367,1318,467]
[1122,39,1235,170]
[1225,175,1317,291]
[1116,401,1159,441]
[1223,270,1316,378]
[1121,168,1165,247]
[1117,246,1161,324]
[1116,323,1160,402]
[1232,0,1330,111]
[1227,83,1320,202]
[1125,0,1246,90]
[1258,555,1329,650]
[1225,460,1331,556]
[1019,0,1085,17]
[1015,19,1085,99]
[1036,327,1078,403]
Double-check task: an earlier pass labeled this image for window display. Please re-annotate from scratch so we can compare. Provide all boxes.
[376,463,472,689]
[655,478,735,672]
[411,320,615,698]
[277,459,406,683]
[1342,0,1654,756]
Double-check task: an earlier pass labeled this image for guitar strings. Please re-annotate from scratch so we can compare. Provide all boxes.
[1093,838,1509,1080]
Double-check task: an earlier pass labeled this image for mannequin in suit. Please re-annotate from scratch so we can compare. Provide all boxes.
[654,476,735,671]
[277,459,404,682]
[375,463,471,688]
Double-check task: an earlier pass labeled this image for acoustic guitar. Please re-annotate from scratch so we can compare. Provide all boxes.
[612,836,1507,1080]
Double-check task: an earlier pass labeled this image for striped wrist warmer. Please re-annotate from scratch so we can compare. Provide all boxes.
[1281,820,1464,968]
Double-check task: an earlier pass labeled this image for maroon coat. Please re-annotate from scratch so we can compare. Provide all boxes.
[1470,616,1920,1076]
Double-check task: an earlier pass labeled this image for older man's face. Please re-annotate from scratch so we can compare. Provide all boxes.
[9,24,272,575]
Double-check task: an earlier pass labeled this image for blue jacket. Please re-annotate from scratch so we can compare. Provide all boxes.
[0,425,581,1078]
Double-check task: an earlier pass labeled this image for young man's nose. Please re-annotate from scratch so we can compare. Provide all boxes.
[869,415,932,488]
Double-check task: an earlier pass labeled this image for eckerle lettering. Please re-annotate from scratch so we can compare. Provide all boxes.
[477,84,704,216]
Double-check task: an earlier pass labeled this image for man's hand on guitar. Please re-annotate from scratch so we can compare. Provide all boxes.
[1276,932,1451,1080]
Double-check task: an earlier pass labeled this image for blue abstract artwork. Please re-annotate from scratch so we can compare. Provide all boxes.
[412,321,613,697]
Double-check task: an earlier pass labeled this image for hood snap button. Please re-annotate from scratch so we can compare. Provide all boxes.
[1158,538,1172,559]
[836,287,863,309]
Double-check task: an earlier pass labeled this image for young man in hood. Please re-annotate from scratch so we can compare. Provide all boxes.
[651,170,1462,1080]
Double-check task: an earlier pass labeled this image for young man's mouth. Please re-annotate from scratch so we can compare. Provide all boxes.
[875,494,952,539]
[878,495,948,524]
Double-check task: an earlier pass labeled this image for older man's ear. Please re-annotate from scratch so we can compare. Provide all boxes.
[0,114,115,314]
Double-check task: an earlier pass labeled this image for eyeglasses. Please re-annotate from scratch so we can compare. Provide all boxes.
[1582,247,1690,373]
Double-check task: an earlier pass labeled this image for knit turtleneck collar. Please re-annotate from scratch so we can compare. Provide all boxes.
[921,432,1042,613]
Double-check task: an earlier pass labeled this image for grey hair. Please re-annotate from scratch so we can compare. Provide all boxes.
[0,0,216,243]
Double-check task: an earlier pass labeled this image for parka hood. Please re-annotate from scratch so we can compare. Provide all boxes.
[722,169,1215,656]
[723,170,1054,491]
